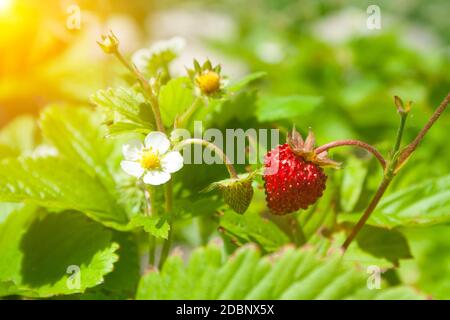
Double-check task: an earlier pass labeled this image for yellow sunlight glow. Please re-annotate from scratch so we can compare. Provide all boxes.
[0,0,13,13]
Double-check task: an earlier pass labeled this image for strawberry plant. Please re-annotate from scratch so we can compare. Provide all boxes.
[0,2,449,301]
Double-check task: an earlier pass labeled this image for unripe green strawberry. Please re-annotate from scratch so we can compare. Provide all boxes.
[203,173,255,214]
[221,178,254,214]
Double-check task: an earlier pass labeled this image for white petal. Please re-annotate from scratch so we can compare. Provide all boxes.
[120,161,144,178]
[144,132,170,154]
[122,140,143,161]
[143,170,171,185]
[161,151,184,173]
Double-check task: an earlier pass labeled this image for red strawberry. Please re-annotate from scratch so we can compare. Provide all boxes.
[263,128,339,215]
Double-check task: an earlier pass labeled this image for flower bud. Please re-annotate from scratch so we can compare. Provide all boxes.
[187,59,224,97]
[394,96,411,115]
[196,71,221,95]
[97,30,119,54]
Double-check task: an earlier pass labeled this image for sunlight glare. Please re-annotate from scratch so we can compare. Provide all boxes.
[0,0,13,14]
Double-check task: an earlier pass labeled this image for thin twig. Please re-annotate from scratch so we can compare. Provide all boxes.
[175,97,201,128]
[113,51,165,133]
[393,113,407,155]
[398,93,450,165]
[315,139,387,169]
[159,181,174,268]
[142,183,157,265]
[342,177,391,250]
[174,138,238,178]
[112,48,174,268]
[342,93,450,250]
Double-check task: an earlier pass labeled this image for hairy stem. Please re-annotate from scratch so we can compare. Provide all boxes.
[342,177,391,250]
[287,215,306,246]
[159,181,173,268]
[175,97,201,128]
[315,140,387,169]
[148,235,156,267]
[113,51,165,133]
[398,93,450,165]
[342,93,449,250]
[174,138,238,178]
[113,49,175,268]
[145,185,157,265]
[393,113,407,155]
[142,185,152,216]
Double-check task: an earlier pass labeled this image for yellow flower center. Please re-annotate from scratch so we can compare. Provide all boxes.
[196,71,220,94]
[140,150,161,170]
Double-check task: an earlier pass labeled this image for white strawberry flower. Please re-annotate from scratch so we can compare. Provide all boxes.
[120,131,184,185]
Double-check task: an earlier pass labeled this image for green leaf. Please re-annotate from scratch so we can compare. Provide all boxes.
[136,242,424,300]
[0,202,23,224]
[138,44,179,77]
[40,106,116,190]
[0,156,128,226]
[107,121,151,137]
[340,156,369,212]
[40,106,148,227]
[369,175,450,228]
[129,214,170,239]
[220,210,292,252]
[256,95,323,122]
[226,71,266,92]
[299,176,338,240]
[0,115,37,156]
[159,77,195,126]
[94,232,141,298]
[16,106,145,228]
[91,87,153,136]
[309,231,397,270]
[355,225,412,265]
[176,196,223,218]
[0,207,119,297]
[0,144,18,158]
[213,90,258,127]
[401,226,450,299]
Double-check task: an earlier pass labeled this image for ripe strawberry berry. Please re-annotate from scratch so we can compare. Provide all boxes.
[263,128,339,215]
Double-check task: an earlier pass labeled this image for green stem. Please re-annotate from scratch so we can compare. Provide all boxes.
[398,93,450,166]
[162,63,171,81]
[393,113,407,156]
[315,139,386,170]
[145,185,157,266]
[288,215,306,246]
[174,138,238,178]
[142,186,151,216]
[159,181,173,268]
[112,49,175,268]
[148,234,156,267]
[113,51,165,133]
[175,97,201,128]
[342,176,391,250]
[343,93,450,250]
[342,116,407,250]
